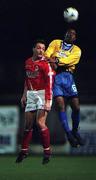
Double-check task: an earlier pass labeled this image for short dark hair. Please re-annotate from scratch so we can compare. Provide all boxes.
[33,39,46,48]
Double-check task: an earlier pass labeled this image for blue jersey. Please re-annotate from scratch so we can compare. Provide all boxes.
[53,72,78,97]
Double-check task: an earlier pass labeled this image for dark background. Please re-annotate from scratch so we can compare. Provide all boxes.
[0,0,96,104]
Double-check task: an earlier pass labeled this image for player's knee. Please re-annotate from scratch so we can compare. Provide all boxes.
[57,104,65,111]
[36,121,46,129]
[72,108,80,114]
[24,121,32,130]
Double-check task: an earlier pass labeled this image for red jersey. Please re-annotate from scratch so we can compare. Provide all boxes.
[25,57,55,100]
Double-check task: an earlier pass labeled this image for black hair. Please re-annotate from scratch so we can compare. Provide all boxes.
[33,39,46,48]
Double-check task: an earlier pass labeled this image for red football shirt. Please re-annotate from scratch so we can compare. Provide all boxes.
[25,57,55,100]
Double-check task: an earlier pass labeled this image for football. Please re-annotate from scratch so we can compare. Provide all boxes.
[63,7,79,22]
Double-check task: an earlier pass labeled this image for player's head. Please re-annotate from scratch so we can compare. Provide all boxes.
[64,29,76,44]
[32,39,46,60]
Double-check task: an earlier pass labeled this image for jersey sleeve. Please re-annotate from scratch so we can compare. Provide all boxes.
[45,40,60,58]
[42,62,54,101]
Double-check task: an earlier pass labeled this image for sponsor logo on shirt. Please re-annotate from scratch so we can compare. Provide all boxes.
[26,66,39,78]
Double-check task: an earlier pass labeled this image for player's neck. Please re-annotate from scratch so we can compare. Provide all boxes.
[32,55,38,61]
[32,55,44,61]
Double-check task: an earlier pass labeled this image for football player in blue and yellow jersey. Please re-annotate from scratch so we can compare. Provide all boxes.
[45,29,85,147]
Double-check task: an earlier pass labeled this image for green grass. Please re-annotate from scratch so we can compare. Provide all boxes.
[0,155,96,180]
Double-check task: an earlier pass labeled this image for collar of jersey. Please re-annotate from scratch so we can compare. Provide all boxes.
[62,42,73,50]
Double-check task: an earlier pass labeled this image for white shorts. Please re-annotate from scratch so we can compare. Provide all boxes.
[25,90,52,112]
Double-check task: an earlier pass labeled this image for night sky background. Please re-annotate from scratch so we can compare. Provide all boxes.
[0,0,96,104]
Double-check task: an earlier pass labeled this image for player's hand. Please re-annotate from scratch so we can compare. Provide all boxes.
[48,57,58,63]
[48,57,58,70]
[21,95,26,108]
[44,100,51,111]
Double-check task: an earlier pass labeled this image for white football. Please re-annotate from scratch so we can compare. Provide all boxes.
[64,7,79,22]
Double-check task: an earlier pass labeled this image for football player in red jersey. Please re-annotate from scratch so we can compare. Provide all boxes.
[16,39,55,164]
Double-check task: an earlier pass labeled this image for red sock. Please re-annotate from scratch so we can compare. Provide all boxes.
[40,128,51,156]
[21,129,33,154]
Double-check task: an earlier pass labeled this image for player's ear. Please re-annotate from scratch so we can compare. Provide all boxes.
[32,47,35,52]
